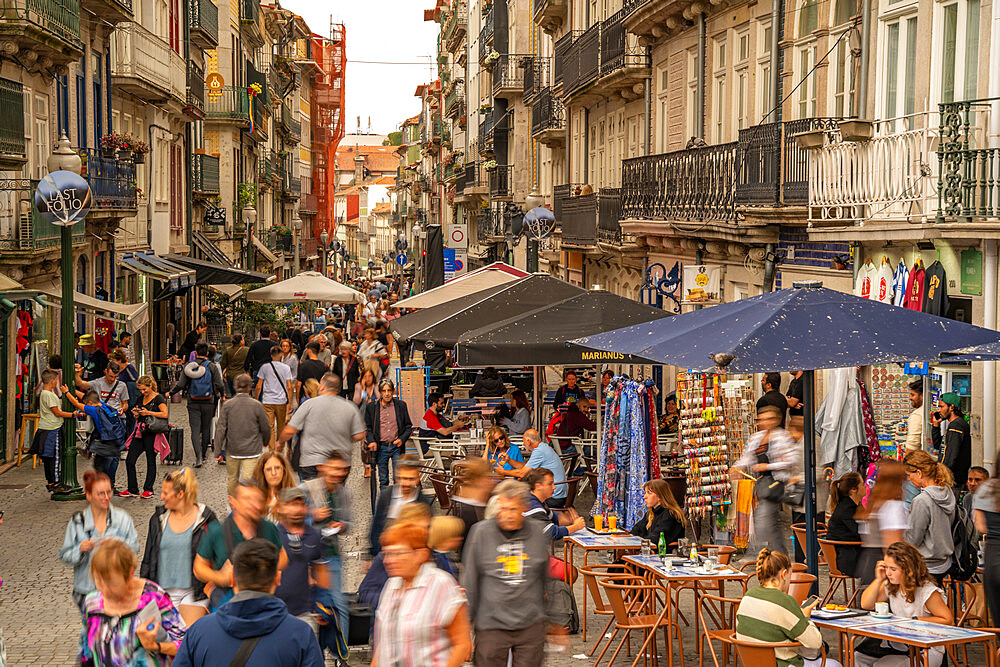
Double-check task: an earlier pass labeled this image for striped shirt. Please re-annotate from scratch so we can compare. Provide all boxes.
[736,429,800,483]
[375,562,466,667]
[735,586,823,667]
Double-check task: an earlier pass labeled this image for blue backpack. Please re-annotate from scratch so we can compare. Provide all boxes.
[94,403,127,445]
[188,360,214,399]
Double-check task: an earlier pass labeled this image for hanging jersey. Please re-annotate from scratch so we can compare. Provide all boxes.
[874,261,894,304]
[854,261,877,299]
[892,261,909,307]
[922,261,950,317]
[903,264,926,311]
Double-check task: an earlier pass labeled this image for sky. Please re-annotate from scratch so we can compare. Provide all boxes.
[282,0,441,136]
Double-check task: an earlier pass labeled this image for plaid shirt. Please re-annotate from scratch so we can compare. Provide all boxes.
[737,428,800,483]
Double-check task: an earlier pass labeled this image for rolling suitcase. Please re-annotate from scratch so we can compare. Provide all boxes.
[165,426,184,464]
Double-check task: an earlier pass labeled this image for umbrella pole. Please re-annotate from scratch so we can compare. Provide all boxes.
[803,369,820,592]
[533,366,541,433]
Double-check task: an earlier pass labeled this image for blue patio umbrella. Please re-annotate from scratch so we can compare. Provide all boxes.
[571,281,1000,582]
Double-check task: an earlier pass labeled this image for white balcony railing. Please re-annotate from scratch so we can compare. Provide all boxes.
[110,21,172,97]
[808,113,940,225]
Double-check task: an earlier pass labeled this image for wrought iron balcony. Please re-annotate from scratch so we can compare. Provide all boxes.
[0,78,27,170]
[111,22,180,102]
[737,117,839,206]
[566,23,600,95]
[477,209,503,240]
[258,149,276,184]
[0,0,84,64]
[533,0,568,32]
[443,2,467,52]
[598,8,650,81]
[478,11,494,64]
[185,62,205,119]
[553,31,576,89]
[524,56,551,102]
[205,85,250,123]
[78,147,138,213]
[444,85,465,119]
[492,54,529,100]
[299,192,318,215]
[280,103,301,140]
[597,188,624,245]
[809,114,937,224]
[188,0,217,49]
[240,0,263,47]
[531,87,565,146]
[621,142,738,222]
[0,179,84,256]
[937,99,1000,220]
[488,165,513,199]
[282,175,300,200]
[191,153,220,197]
[561,191,598,247]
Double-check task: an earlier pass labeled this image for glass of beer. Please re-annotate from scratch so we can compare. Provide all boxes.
[608,515,617,532]
[594,515,604,532]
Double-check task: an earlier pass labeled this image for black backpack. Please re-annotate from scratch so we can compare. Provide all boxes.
[545,577,580,634]
[948,499,978,581]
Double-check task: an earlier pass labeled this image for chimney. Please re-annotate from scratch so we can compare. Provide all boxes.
[354,153,365,184]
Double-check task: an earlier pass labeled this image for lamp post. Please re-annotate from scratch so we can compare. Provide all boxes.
[292,209,302,275]
[47,133,85,500]
[524,192,544,273]
[320,230,328,277]
[242,205,257,270]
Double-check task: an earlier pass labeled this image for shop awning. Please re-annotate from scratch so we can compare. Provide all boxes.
[191,231,234,266]
[252,236,278,264]
[30,280,148,323]
[0,274,23,291]
[206,283,243,302]
[394,262,529,309]
[122,253,195,300]
[391,274,586,350]
[455,290,671,366]
[164,253,270,285]
[246,271,366,304]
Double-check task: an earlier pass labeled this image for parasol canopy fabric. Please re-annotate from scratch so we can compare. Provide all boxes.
[456,290,671,366]
[571,284,1000,373]
[245,272,366,304]
[393,262,528,309]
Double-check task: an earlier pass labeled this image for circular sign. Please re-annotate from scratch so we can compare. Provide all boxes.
[367,260,375,269]
[395,253,408,266]
[205,72,225,93]
[453,258,464,272]
[35,171,91,227]
[450,227,465,245]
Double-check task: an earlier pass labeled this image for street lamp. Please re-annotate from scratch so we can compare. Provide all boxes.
[47,133,84,500]
[524,191,545,273]
[242,205,257,269]
[320,229,328,276]
[292,209,302,275]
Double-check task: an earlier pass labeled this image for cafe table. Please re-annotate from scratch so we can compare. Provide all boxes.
[811,612,997,667]
[623,554,752,667]
[563,530,644,641]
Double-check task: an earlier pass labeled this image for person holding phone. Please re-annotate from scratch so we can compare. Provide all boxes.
[80,537,186,665]
[735,548,842,667]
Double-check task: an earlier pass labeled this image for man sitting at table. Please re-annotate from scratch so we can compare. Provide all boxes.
[551,396,596,449]
[499,429,568,508]
[523,468,584,539]
[417,392,470,447]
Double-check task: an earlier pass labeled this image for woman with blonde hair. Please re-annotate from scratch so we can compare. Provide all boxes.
[80,538,187,664]
[140,468,219,625]
[483,426,523,472]
[735,548,838,667]
[301,378,320,402]
[252,451,296,520]
[855,459,908,585]
[629,479,686,547]
[903,450,956,583]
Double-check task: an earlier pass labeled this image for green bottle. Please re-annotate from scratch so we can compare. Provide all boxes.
[658,532,666,557]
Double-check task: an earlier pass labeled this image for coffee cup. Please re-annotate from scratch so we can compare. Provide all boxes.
[662,559,673,574]
[874,602,889,616]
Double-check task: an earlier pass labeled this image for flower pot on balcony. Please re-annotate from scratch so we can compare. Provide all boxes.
[793,129,826,150]
[102,147,117,159]
[133,152,145,164]
[838,119,875,142]
[118,150,133,163]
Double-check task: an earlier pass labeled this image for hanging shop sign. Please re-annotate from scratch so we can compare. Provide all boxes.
[961,248,982,295]
[35,171,91,226]
[682,264,722,304]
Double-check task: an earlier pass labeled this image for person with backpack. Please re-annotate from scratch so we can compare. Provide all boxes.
[972,470,1000,629]
[255,346,295,450]
[62,388,128,491]
[903,450,957,585]
[169,343,225,467]
[74,359,129,414]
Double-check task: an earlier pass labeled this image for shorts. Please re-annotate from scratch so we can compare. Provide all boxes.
[166,587,209,609]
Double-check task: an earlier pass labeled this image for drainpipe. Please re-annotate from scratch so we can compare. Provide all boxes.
[762,242,776,292]
[984,240,997,472]
[697,14,706,139]
[856,0,872,118]
[769,0,781,121]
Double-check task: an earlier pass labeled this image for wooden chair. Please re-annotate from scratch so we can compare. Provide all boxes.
[427,474,453,513]
[699,593,742,667]
[552,477,583,516]
[817,538,861,607]
[584,471,599,496]
[16,413,39,468]
[559,452,581,477]
[790,522,828,566]
[942,579,983,666]
[729,633,823,667]
[787,572,818,604]
[791,563,809,573]
[597,575,682,667]
[578,562,628,648]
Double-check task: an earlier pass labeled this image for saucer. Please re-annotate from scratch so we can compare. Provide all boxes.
[869,613,892,619]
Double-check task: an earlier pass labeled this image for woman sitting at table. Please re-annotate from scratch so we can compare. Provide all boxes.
[735,548,837,667]
[856,542,953,667]
[484,426,523,472]
[500,390,531,436]
[826,472,864,577]
[629,479,686,547]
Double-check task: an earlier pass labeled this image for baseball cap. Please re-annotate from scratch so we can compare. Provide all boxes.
[939,392,962,408]
[279,487,307,503]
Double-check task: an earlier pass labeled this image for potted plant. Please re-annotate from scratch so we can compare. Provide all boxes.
[793,128,826,150]
[117,134,134,162]
[132,138,149,164]
[839,119,875,142]
[99,133,123,159]
[483,159,498,170]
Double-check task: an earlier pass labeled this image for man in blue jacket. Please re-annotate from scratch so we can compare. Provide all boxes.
[173,538,324,667]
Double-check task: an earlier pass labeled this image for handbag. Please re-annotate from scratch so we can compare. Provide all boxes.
[144,415,169,434]
[754,474,786,502]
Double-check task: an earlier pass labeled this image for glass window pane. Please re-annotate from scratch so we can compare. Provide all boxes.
[835,0,854,24]
[965,0,981,100]
[942,4,958,103]
[799,0,818,36]
[885,22,899,118]
[904,17,917,114]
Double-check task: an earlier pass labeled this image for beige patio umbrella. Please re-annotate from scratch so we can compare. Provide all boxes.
[245,271,366,304]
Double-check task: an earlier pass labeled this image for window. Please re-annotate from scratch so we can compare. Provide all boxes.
[938,0,980,103]
[881,15,917,118]
[832,39,856,117]
[757,21,773,122]
[687,49,699,139]
[834,0,855,24]
[714,78,726,141]
[796,46,817,118]
[657,64,669,152]
[737,71,749,129]
[799,0,819,35]
[738,31,750,62]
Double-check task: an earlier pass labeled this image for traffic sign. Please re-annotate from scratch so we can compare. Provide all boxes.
[395,253,408,266]
[445,224,467,249]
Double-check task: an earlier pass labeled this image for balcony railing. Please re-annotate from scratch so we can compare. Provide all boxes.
[110,21,172,98]
[281,103,301,138]
[553,31,575,88]
[0,180,85,254]
[937,99,1000,219]
[492,54,530,97]
[188,0,217,49]
[597,187,624,244]
[240,0,257,23]
[299,192,318,215]
[0,0,84,53]
[621,143,738,222]
[0,78,27,165]
[600,8,649,76]
[191,153,220,196]
[186,62,204,114]
[531,87,565,136]
[488,165,512,198]
[573,23,600,92]
[562,192,598,246]
[258,149,275,183]
[442,2,467,51]
[737,118,840,205]
[524,57,551,102]
[477,209,502,240]
[78,147,138,211]
[809,114,937,224]
[205,85,250,122]
[444,85,465,118]
[478,11,494,63]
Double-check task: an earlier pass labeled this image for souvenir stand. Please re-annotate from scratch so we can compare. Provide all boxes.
[676,371,756,546]
[868,364,918,460]
[592,376,661,531]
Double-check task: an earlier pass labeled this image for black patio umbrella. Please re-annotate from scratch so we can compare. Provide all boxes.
[455,290,671,366]
[571,281,1000,581]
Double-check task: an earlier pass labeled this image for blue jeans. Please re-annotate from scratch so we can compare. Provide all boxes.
[375,443,401,490]
[326,556,348,644]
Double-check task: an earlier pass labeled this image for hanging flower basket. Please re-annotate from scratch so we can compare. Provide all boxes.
[133,152,145,164]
